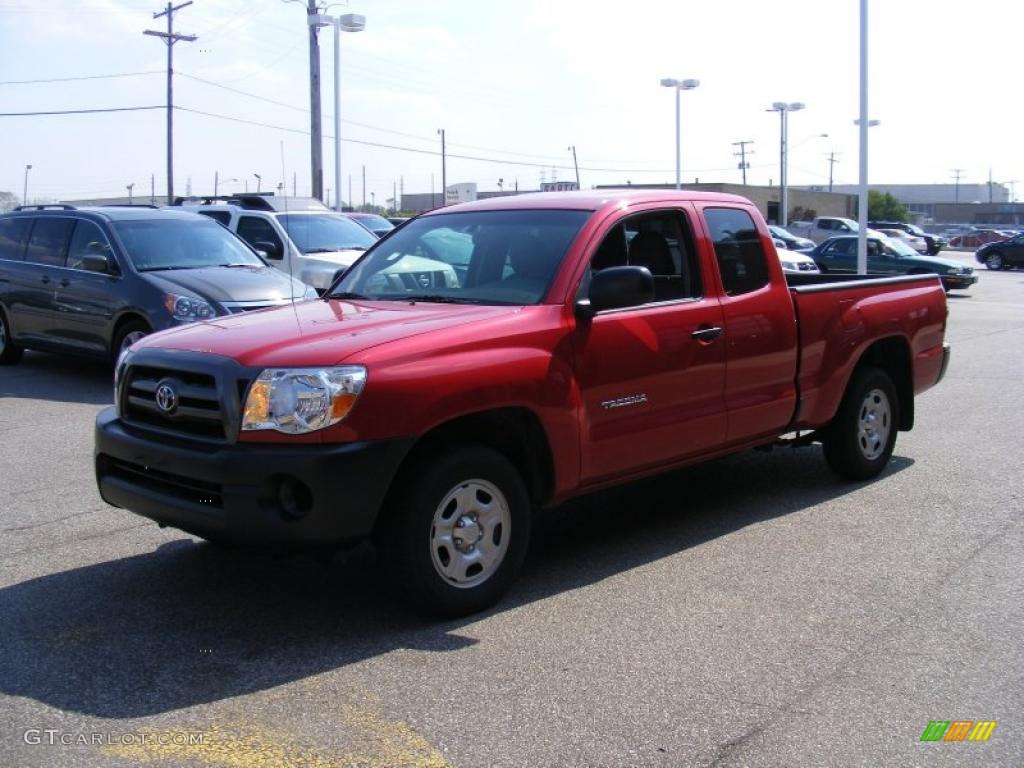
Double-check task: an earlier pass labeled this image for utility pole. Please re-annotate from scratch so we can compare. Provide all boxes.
[399,176,404,212]
[438,129,446,205]
[392,180,397,213]
[732,140,753,185]
[988,168,993,203]
[306,0,324,200]
[150,174,155,205]
[144,1,196,205]
[293,172,297,197]
[126,183,134,204]
[348,174,352,209]
[361,164,366,208]
[827,151,840,192]
[950,168,964,203]
[568,145,580,189]
[214,170,219,196]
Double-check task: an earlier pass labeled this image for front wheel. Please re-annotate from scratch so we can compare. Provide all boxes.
[822,366,899,481]
[377,445,531,617]
[112,319,150,364]
[0,307,24,365]
[984,252,1004,270]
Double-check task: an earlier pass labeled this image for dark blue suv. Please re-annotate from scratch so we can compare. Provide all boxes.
[0,205,314,365]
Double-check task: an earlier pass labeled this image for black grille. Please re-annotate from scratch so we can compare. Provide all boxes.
[121,364,226,441]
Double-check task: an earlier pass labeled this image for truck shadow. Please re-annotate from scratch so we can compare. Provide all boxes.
[0,351,114,406]
[0,449,913,719]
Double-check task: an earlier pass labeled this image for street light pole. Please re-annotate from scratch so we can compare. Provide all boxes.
[768,101,805,227]
[660,78,700,190]
[568,145,580,189]
[23,164,32,205]
[126,183,135,204]
[254,173,261,192]
[438,128,447,205]
[857,0,869,275]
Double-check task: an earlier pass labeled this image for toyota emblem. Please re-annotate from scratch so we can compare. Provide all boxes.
[154,381,179,414]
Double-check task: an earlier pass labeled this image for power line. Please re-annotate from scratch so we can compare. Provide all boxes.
[0,70,163,85]
[0,106,164,116]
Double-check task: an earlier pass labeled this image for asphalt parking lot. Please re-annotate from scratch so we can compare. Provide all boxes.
[1,253,1021,768]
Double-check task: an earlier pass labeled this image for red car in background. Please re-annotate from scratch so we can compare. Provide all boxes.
[948,229,1008,248]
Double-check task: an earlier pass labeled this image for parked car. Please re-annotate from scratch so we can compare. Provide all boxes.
[776,247,820,274]
[868,221,946,255]
[95,189,951,617]
[0,205,314,365]
[175,195,378,293]
[975,232,1024,270]
[344,212,396,238]
[810,235,977,290]
[876,228,928,254]
[387,216,411,227]
[768,225,815,252]
[948,229,1006,248]
[786,216,860,244]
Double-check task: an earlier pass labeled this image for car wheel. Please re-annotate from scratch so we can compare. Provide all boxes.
[0,307,25,365]
[377,444,531,617]
[822,366,899,481]
[112,319,151,363]
[984,252,1004,270]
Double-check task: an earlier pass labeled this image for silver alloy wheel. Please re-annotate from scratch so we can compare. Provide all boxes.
[857,388,891,461]
[985,252,1003,270]
[120,330,147,354]
[429,478,511,589]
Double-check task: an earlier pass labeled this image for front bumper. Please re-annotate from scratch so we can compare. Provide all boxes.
[95,407,414,546]
[940,273,978,290]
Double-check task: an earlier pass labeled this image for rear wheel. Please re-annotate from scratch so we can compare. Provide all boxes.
[0,307,24,365]
[822,366,899,481]
[377,444,530,617]
[984,252,1004,270]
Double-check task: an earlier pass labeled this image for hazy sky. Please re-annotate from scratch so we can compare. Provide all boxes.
[0,0,1014,206]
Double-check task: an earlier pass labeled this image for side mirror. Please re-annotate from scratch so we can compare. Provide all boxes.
[253,240,283,260]
[80,253,113,273]
[576,266,655,318]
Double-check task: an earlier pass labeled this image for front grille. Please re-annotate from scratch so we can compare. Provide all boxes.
[103,456,223,510]
[122,364,226,441]
[222,300,290,313]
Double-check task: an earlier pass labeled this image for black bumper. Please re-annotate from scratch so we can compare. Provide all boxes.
[95,407,415,546]
[941,274,977,290]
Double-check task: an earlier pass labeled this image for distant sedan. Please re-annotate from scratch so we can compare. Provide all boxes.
[975,232,1024,270]
[948,229,1006,248]
[768,225,815,252]
[810,235,977,290]
[877,228,928,254]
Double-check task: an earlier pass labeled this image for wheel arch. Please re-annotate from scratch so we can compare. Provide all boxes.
[111,311,152,351]
[851,335,914,431]
[386,406,556,511]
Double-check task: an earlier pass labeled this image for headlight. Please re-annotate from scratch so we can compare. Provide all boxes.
[241,366,367,434]
[164,293,216,322]
[780,261,798,272]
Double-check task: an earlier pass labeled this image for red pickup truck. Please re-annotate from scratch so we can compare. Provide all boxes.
[95,190,950,616]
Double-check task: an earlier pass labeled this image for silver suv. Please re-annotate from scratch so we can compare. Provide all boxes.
[175,195,377,293]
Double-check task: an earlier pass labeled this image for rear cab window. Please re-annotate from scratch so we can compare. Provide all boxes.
[703,208,771,296]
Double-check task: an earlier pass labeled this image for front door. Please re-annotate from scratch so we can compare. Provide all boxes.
[572,206,727,484]
[51,220,118,354]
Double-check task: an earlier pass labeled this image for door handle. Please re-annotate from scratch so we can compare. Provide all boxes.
[691,325,723,342]
[41,275,51,284]
[60,278,71,287]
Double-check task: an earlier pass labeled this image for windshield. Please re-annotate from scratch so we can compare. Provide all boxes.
[113,218,265,271]
[906,224,926,236]
[332,209,591,305]
[277,213,377,253]
[353,214,394,232]
[883,237,919,257]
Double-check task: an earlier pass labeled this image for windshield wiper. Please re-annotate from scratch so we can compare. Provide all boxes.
[219,263,259,268]
[329,291,369,300]
[400,294,481,304]
[304,245,368,254]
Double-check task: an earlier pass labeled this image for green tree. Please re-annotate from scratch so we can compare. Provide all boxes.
[0,191,18,212]
[863,190,908,222]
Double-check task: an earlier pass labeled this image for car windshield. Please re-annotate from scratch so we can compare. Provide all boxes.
[277,213,377,253]
[353,214,394,232]
[331,209,591,305]
[113,218,266,271]
[906,224,926,236]
[883,238,919,257]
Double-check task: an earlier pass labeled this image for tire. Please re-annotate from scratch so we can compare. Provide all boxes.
[0,307,24,365]
[822,366,899,481]
[984,252,1004,270]
[112,319,150,363]
[377,444,531,617]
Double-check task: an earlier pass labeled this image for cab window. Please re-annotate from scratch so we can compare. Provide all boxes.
[704,208,771,296]
[66,220,115,272]
[23,217,75,266]
[0,217,32,261]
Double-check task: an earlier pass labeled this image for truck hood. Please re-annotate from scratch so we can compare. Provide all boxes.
[133,298,527,368]
[144,266,307,303]
[295,248,367,269]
